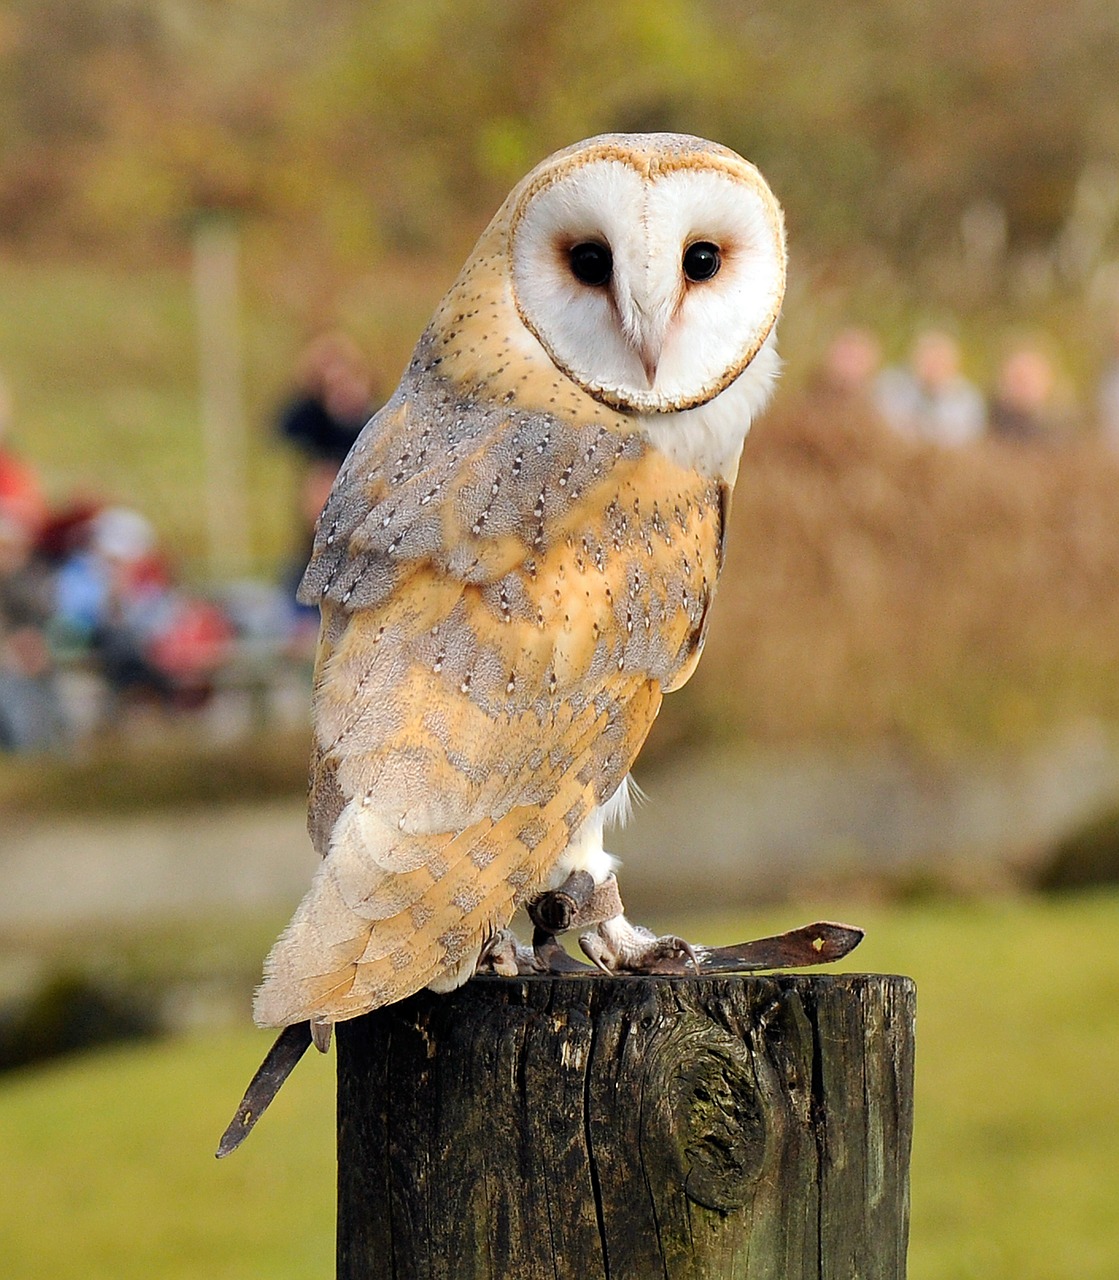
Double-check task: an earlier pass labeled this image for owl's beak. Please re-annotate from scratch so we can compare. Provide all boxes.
[636,336,662,388]
[616,284,670,389]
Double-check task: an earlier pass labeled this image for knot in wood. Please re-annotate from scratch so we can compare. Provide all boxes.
[645,1016,767,1213]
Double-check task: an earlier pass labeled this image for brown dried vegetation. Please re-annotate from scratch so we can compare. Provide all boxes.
[689,395,1119,753]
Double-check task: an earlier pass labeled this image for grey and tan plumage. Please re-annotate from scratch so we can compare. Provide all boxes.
[251,132,787,1034]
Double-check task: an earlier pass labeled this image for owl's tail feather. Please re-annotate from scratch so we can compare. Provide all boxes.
[255,678,661,1029]
[252,793,579,1028]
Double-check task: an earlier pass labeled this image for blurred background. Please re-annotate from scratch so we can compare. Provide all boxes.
[1,2,1118,1276]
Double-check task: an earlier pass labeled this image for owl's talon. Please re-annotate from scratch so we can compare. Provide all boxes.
[477,928,535,977]
[577,932,615,974]
[532,927,595,974]
[667,935,701,973]
[578,915,700,975]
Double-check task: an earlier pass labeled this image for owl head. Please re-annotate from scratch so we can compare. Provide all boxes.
[507,133,786,416]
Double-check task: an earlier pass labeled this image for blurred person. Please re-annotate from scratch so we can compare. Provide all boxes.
[988,342,1072,446]
[276,332,380,638]
[0,505,61,751]
[53,506,232,715]
[808,326,884,412]
[279,330,377,462]
[875,329,986,445]
[36,497,104,566]
[53,506,172,705]
[0,374,48,535]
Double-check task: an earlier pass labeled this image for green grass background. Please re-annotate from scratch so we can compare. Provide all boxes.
[3,890,1117,1279]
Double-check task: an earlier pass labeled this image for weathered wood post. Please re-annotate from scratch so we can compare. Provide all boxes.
[336,971,915,1279]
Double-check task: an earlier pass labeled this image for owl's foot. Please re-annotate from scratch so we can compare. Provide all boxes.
[473,883,613,978]
[526,872,625,974]
[524,876,865,977]
[578,915,699,975]
[528,874,698,975]
[529,872,698,975]
[477,928,537,977]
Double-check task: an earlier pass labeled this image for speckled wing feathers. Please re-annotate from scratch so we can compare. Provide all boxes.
[299,334,647,610]
[259,674,660,1023]
[255,364,727,1027]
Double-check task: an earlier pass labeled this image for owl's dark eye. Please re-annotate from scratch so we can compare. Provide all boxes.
[569,241,613,287]
[683,241,721,282]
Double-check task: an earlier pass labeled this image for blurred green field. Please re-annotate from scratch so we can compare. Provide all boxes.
[0,256,299,576]
[2,890,1117,1279]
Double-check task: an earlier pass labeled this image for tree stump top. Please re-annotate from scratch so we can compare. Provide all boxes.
[338,971,915,1280]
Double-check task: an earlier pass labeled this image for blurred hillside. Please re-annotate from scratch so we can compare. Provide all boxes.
[2,0,1119,760]
[7,1,1119,445]
[4,0,1119,320]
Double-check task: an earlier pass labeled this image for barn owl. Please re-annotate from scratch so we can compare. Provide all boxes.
[220,133,862,1156]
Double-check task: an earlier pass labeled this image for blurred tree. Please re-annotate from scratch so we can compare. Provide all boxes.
[2,0,1119,301]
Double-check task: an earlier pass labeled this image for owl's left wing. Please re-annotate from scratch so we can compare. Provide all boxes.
[258,593,663,1024]
[298,350,651,610]
[256,378,726,1026]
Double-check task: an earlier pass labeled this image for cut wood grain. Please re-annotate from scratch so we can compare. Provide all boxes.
[337,972,915,1279]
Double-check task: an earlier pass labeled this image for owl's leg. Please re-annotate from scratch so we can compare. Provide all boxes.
[528,869,698,974]
[526,870,623,973]
[536,805,867,975]
[537,795,699,975]
[472,878,611,979]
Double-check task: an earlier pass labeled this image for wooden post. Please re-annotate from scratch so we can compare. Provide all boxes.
[336,972,915,1279]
